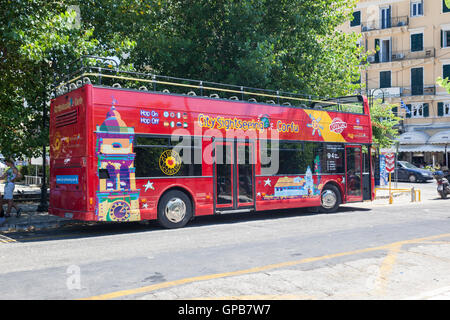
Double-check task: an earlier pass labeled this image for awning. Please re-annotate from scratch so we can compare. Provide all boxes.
[398,144,446,153]
[396,131,429,145]
[428,130,450,144]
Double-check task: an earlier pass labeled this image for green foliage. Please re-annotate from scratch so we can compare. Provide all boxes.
[1,0,366,158]
[0,1,134,159]
[437,76,450,93]
[80,0,362,96]
[370,100,401,148]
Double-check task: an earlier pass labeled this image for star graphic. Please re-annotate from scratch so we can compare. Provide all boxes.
[264,178,271,187]
[142,203,149,209]
[143,180,154,192]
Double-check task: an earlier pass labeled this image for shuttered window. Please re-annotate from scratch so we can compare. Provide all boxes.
[350,11,361,27]
[443,64,450,79]
[380,71,391,88]
[444,0,450,13]
[411,67,423,95]
[411,33,423,52]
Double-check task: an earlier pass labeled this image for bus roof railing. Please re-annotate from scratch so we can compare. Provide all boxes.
[52,56,366,114]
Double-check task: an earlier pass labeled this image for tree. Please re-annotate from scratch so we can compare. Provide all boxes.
[0,1,134,159]
[437,76,450,93]
[80,0,362,96]
[2,0,366,158]
[370,100,401,148]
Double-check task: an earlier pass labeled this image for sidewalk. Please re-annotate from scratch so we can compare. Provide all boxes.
[0,203,73,232]
[0,184,73,233]
[0,181,442,233]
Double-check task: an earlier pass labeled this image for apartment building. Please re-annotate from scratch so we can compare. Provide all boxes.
[341,0,450,168]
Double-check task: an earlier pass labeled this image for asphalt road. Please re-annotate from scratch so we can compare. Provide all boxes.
[1,182,450,300]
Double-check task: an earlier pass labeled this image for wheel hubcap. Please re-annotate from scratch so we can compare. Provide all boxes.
[321,190,337,209]
[165,198,186,223]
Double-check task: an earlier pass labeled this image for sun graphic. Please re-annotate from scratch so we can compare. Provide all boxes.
[306,114,324,136]
[165,155,177,169]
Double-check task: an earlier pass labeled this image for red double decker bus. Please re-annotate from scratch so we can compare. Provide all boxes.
[49,57,375,228]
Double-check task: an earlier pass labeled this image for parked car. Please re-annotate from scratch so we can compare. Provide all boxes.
[394,161,434,183]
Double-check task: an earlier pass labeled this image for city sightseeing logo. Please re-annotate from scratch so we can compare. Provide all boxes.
[329,117,347,134]
[159,149,182,176]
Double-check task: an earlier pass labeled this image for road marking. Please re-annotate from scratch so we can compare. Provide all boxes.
[82,232,450,300]
[0,235,17,243]
[375,243,403,296]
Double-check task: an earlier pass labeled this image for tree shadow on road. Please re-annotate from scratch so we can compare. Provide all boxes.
[4,205,372,243]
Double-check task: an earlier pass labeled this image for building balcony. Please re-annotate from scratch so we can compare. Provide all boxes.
[369,85,436,99]
[391,48,435,61]
[401,85,436,97]
[361,16,409,34]
[364,48,435,65]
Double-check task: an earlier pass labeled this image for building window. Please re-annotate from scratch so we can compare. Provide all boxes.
[411,67,424,95]
[444,64,450,80]
[407,103,429,118]
[442,29,450,47]
[411,103,424,118]
[350,11,361,27]
[380,39,391,62]
[445,102,450,116]
[444,0,450,13]
[411,33,423,52]
[438,102,450,117]
[411,0,423,16]
[380,6,391,29]
[380,71,391,88]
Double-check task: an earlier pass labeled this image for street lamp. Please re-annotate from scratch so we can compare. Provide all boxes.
[369,88,385,109]
[37,67,48,212]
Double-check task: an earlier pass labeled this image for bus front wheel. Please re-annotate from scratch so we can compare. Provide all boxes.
[319,185,341,213]
[157,190,193,229]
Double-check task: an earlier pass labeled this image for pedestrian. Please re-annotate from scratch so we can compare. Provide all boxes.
[0,206,5,226]
[0,158,22,218]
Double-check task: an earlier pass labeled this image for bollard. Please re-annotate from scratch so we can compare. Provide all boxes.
[388,172,393,204]
[411,187,415,202]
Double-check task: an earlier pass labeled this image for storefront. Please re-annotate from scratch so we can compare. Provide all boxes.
[428,130,450,169]
[396,131,447,168]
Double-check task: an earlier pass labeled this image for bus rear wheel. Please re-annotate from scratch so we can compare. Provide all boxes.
[319,185,341,213]
[157,190,193,229]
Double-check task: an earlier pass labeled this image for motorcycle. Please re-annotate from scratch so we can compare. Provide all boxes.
[433,171,450,199]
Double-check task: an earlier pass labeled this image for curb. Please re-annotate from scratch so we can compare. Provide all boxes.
[0,214,74,233]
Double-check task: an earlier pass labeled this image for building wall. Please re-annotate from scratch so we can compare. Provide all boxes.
[340,0,450,167]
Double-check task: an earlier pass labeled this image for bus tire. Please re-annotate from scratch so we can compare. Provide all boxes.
[157,190,193,229]
[319,185,341,213]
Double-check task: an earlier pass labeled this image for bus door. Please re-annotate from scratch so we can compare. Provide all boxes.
[345,145,363,202]
[362,146,372,201]
[236,142,254,208]
[214,140,255,211]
